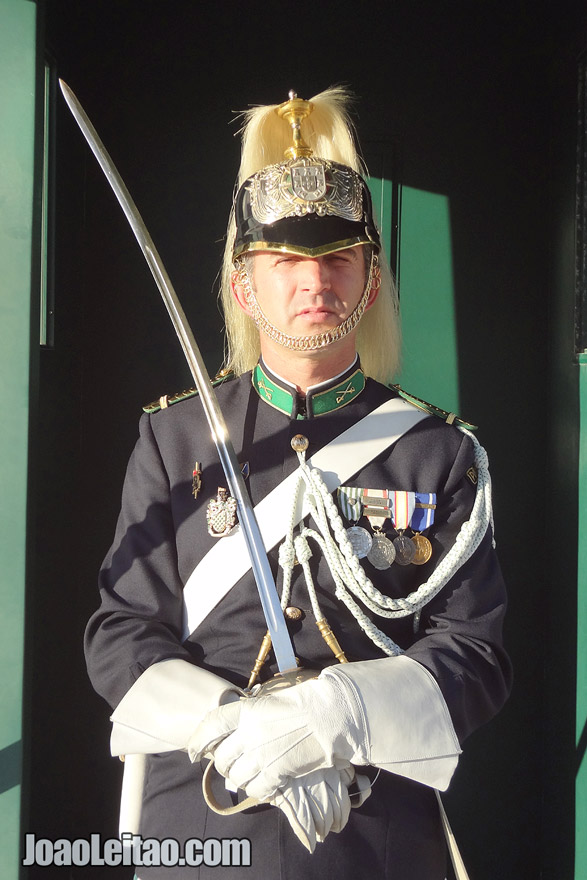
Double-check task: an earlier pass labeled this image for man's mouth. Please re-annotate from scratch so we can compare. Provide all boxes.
[298,306,336,317]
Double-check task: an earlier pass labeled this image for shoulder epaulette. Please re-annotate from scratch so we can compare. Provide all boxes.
[390,384,477,431]
[143,370,235,414]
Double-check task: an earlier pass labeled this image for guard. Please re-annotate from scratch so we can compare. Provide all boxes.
[84,87,512,880]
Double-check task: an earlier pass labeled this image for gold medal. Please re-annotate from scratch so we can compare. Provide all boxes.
[411,533,433,565]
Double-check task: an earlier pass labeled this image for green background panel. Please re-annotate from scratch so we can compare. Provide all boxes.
[369,179,459,414]
[0,0,38,874]
[395,186,459,414]
[577,360,587,877]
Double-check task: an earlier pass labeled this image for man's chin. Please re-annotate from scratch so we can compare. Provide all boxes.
[294,316,341,334]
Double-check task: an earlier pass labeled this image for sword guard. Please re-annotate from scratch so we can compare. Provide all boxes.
[202,667,318,816]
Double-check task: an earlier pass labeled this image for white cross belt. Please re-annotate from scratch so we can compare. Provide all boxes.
[181,397,429,640]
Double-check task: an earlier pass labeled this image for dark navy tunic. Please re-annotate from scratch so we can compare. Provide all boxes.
[85,367,511,879]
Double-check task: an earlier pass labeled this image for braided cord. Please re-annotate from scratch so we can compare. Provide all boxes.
[277,428,494,655]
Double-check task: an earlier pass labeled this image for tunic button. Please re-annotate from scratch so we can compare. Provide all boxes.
[285,606,303,621]
[291,434,309,453]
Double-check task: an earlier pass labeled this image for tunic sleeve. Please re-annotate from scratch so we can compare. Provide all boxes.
[404,429,512,743]
[84,413,194,708]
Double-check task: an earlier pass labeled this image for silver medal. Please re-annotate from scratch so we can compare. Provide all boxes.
[346,525,373,559]
[367,533,396,570]
[393,533,416,565]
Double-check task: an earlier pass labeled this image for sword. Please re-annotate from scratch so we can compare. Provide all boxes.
[59,80,297,674]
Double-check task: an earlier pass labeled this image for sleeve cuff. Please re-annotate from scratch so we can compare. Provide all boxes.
[324,655,461,791]
[110,659,244,755]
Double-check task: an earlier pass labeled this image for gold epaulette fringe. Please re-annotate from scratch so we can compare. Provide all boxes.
[391,385,477,431]
[143,370,235,414]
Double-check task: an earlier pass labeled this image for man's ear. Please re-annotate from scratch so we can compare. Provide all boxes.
[365,269,381,311]
[231,270,253,316]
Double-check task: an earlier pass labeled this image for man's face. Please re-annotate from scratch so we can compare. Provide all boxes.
[238,246,374,339]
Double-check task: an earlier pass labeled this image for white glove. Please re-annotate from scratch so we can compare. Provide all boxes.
[270,766,355,853]
[110,659,244,755]
[189,656,461,802]
[110,660,245,838]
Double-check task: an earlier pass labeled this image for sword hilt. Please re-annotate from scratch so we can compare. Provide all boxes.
[202,667,318,816]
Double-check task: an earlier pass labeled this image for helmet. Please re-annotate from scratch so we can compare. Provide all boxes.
[233,93,380,260]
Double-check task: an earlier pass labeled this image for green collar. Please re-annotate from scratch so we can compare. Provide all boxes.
[252,359,366,419]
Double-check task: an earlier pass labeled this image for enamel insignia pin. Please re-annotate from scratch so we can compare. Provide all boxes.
[192,462,202,499]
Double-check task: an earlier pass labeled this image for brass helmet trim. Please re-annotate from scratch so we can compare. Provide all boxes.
[233,236,375,260]
[233,175,381,261]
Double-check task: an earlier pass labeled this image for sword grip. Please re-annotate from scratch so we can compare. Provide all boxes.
[201,667,318,815]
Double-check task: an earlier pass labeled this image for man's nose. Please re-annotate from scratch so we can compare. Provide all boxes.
[300,258,330,292]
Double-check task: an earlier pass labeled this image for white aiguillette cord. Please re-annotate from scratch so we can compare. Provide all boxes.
[181,397,429,640]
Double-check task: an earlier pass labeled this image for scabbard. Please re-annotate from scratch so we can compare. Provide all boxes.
[119,754,146,838]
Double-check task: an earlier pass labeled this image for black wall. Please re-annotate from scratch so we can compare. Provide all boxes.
[23,2,585,877]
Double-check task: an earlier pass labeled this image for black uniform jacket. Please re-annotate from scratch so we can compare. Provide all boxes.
[85,368,512,880]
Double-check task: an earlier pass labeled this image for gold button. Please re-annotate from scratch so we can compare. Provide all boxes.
[291,434,309,453]
[285,606,303,621]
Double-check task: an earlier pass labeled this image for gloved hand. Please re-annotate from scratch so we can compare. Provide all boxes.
[270,766,355,852]
[188,656,461,802]
[189,668,364,801]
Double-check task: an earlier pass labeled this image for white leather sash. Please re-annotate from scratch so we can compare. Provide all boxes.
[182,397,429,640]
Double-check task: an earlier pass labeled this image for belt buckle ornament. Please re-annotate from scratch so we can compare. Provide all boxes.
[207,488,238,538]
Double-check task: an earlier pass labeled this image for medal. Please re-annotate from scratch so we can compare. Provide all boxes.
[389,491,417,565]
[363,488,394,569]
[206,487,237,537]
[411,533,433,565]
[412,494,437,531]
[346,525,373,558]
[410,494,436,564]
[393,533,416,565]
[367,532,396,569]
[338,487,372,558]
[390,491,416,532]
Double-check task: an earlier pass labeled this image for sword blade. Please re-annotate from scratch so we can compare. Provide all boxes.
[60,80,297,674]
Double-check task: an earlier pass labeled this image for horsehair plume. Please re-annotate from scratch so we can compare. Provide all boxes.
[237,86,364,184]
